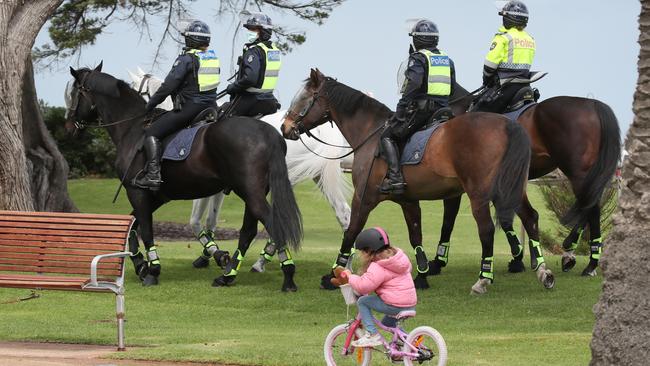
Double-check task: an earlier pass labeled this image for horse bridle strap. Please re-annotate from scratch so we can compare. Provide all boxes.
[298,122,386,161]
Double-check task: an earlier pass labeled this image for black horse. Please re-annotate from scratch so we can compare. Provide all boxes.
[66,64,302,291]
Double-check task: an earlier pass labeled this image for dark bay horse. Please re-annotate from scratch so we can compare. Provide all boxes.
[66,64,302,291]
[281,69,550,294]
[427,83,621,278]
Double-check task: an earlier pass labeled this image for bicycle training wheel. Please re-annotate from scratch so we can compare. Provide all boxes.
[402,326,447,366]
[324,323,372,366]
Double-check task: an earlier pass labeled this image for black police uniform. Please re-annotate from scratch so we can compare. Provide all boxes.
[223,41,280,117]
[145,50,217,139]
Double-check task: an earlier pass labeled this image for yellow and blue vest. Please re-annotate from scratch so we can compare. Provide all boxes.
[418,49,452,96]
[187,49,220,92]
[484,26,535,84]
[246,42,282,93]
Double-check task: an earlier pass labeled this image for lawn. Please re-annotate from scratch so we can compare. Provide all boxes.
[0,178,601,365]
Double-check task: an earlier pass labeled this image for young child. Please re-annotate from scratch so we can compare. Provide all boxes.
[333,227,417,348]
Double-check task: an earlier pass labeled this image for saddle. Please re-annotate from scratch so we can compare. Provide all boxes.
[503,86,538,113]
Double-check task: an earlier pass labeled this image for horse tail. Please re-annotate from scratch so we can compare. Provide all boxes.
[490,119,532,225]
[269,137,303,251]
[561,100,621,225]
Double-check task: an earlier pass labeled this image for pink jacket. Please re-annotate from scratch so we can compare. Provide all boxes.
[347,248,417,307]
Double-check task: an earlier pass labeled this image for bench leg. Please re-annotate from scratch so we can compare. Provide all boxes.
[116,293,126,351]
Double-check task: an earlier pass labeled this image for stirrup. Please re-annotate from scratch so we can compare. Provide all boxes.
[131,169,162,190]
[379,179,406,194]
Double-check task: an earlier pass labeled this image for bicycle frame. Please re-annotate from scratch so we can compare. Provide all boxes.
[341,313,422,360]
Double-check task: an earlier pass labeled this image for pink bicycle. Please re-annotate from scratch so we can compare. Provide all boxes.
[324,292,447,365]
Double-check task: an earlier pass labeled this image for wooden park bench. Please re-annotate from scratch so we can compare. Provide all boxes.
[0,210,135,350]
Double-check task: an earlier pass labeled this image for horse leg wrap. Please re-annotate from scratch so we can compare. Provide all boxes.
[198,230,218,257]
[278,246,294,266]
[590,237,603,261]
[130,251,148,280]
[414,246,429,274]
[332,251,352,269]
[146,246,161,277]
[435,242,450,266]
[128,229,139,253]
[261,240,277,261]
[529,239,545,271]
[479,257,494,282]
[563,227,584,251]
[506,231,523,258]
[224,249,244,276]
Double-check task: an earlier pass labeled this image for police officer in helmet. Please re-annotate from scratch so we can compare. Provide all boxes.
[381,19,456,195]
[134,20,220,190]
[223,11,281,117]
[474,0,535,112]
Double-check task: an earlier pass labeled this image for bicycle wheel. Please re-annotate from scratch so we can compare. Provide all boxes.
[324,323,372,366]
[402,326,447,366]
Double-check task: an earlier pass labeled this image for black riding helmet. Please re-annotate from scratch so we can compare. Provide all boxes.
[409,19,439,51]
[243,11,273,41]
[183,20,211,48]
[499,1,529,29]
[355,227,390,253]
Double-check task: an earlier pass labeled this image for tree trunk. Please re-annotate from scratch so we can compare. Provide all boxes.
[591,0,650,364]
[0,0,64,211]
[22,56,77,212]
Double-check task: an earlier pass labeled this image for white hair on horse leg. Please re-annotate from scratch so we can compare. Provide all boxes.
[205,192,226,232]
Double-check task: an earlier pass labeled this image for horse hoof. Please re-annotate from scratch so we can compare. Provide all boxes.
[507,258,525,273]
[414,273,430,289]
[214,250,230,269]
[536,264,555,289]
[192,256,210,268]
[212,275,235,287]
[428,259,444,276]
[470,278,491,295]
[282,282,298,292]
[250,258,267,273]
[142,274,159,286]
[561,252,576,272]
[320,274,337,290]
[581,265,598,277]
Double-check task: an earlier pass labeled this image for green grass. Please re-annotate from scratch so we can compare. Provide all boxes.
[0,178,600,365]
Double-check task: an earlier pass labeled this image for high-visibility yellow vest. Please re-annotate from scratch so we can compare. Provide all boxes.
[484,26,535,83]
[187,49,220,92]
[418,49,452,96]
[246,42,281,93]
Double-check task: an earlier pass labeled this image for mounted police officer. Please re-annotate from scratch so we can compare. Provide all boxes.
[223,11,281,117]
[380,19,456,195]
[134,20,220,190]
[473,0,535,113]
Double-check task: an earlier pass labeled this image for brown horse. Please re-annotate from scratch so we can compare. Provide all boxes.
[427,83,621,278]
[282,69,552,294]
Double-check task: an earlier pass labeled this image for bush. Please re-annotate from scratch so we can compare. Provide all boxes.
[42,103,117,178]
[536,171,618,255]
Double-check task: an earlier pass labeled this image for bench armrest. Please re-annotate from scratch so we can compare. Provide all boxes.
[89,251,132,288]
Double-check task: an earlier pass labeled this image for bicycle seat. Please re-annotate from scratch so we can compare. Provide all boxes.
[394,310,416,320]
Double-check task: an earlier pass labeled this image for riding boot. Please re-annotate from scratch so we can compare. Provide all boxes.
[379,137,406,194]
[133,136,162,190]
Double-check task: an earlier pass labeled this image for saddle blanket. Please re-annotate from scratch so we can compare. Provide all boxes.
[503,102,536,123]
[400,123,444,165]
[162,124,205,161]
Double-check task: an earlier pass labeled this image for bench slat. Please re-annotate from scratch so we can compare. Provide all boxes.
[0,252,121,263]
[0,227,127,239]
[0,215,133,226]
[0,245,128,258]
[0,239,125,251]
[0,264,122,276]
[0,233,125,245]
[0,210,133,220]
[0,221,131,232]
[0,258,120,271]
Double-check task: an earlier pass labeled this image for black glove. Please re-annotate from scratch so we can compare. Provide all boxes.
[226,83,239,95]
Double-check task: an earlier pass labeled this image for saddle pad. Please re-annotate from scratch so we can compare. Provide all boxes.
[503,102,536,123]
[161,125,204,161]
[400,123,443,165]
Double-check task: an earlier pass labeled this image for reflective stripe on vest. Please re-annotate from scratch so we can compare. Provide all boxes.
[246,42,282,93]
[187,49,221,92]
[418,49,451,96]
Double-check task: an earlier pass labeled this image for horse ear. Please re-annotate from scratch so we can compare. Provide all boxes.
[309,68,323,88]
[69,66,79,80]
[126,69,138,83]
[94,61,103,72]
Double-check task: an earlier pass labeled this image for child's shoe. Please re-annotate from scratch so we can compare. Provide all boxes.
[351,332,383,348]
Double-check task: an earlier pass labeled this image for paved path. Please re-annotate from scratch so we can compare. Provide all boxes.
[0,342,225,366]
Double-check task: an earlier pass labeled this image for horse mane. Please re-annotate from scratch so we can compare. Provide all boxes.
[315,78,392,118]
[82,68,144,103]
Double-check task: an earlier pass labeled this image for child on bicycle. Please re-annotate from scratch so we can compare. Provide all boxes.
[333,227,417,348]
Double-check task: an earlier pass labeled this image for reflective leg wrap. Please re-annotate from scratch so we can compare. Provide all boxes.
[564,228,584,251]
[278,246,294,266]
[435,242,450,265]
[529,239,545,271]
[590,237,603,261]
[479,257,494,281]
[261,240,277,261]
[332,251,352,269]
[506,231,523,258]
[224,249,243,276]
[128,229,139,253]
[414,246,429,274]
[146,246,161,277]
[198,230,219,257]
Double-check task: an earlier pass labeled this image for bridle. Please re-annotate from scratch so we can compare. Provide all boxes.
[136,73,153,98]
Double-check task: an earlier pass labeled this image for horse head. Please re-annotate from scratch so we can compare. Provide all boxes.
[281,68,332,140]
[65,62,108,133]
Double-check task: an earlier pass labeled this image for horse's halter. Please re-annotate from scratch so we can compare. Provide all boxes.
[136,73,153,99]
[286,85,332,137]
[67,71,98,129]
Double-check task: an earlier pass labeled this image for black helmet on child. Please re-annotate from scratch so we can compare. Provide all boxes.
[354,227,390,253]
[409,19,439,50]
[242,11,273,41]
[499,1,529,29]
[183,20,211,48]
